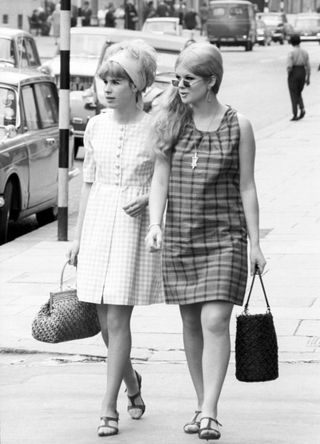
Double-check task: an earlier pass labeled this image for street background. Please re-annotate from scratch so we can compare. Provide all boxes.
[0,36,320,443]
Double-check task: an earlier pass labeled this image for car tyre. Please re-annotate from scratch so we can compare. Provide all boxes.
[74,137,82,159]
[36,206,58,226]
[245,41,253,51]
[0,181,13,245]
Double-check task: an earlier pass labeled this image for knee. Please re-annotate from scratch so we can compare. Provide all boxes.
[106,310,130,335]
[181,311,202,334]
[202,308,231,337]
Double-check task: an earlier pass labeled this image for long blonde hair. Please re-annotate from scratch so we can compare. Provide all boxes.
[151,42,223,157]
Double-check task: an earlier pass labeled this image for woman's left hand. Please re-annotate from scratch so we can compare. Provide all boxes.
[123,195,148,217]
[250,244,266,275]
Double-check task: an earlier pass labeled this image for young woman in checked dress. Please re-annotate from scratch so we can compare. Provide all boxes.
[146,42,266,440]
[67,40,163,437]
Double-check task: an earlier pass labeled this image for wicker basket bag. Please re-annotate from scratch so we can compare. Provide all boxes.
[235,268,279,383]
[32,262,100,343]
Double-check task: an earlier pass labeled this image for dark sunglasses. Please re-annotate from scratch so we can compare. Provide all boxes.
[171,78,202,88]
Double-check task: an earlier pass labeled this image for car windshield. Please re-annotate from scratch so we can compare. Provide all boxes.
[145,21,178,34]
[0,38,15,64]
[260,15,282,25]
[295,17,320,29]
[71,34,108,57]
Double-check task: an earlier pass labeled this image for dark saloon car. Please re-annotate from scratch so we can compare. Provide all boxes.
[0,68,77,244]
[0,27,41,69]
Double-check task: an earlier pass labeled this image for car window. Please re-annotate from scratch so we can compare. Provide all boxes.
[71,34,107,57]
[0,38,16,64]
[145,21,178,34]
[25,38,39,67]
[34,82,58,128]
[21,85,40,130]
[0,87,17,126]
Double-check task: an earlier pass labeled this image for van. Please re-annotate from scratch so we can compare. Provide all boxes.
[207,0,256,51]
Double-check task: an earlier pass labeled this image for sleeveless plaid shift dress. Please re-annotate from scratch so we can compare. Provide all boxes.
[163,107,248,306]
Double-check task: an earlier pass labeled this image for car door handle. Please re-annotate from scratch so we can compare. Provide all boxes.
[45,138,56,146]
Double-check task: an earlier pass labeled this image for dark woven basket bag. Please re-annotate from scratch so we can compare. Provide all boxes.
[235,268,279,382]
[32,262,100,343]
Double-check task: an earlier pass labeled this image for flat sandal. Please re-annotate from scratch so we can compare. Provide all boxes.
[127,370,146,420]
[183,410,202,434]
[97,414,119,437]
[198,417,222,440]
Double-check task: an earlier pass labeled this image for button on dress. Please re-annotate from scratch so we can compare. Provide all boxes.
[163,107,248,306]
[77,110,163,305]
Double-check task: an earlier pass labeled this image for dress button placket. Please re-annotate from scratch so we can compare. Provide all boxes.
[114,126,125,186]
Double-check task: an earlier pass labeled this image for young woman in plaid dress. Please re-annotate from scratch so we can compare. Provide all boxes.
[67,40,163,437]
[146,42,266,440]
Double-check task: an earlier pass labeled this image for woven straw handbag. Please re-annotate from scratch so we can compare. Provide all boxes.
[235,268,279,382]
[32,261,100,343]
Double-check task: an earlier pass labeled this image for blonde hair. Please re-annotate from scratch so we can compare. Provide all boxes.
[151,42,224,157]
[98,39,157,92]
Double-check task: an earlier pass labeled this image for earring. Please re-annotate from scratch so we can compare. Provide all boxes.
[206,89,212,103]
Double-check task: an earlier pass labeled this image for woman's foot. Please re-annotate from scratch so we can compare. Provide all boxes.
[97,412,119,437]
[127,370,145,420]
[183,410,202,434]
[198,417,222,440]
[298,109,306,119]
[290,115,298,121]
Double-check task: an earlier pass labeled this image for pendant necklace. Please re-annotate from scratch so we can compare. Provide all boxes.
[191,112,216,170]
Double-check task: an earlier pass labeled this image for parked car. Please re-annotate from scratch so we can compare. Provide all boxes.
[207,0,257,51]
[142,17,205,41]
[256,19,272,46]
[257,12,293,44]
[0,27,41,69]
[0,68,77,244]
[293,13,320,42]
[68,28,189,155]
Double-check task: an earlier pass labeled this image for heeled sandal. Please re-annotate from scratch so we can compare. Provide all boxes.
[183,410,202,434]
[198,417,222,441]
[127,370,146,420]
[97,412,119,437]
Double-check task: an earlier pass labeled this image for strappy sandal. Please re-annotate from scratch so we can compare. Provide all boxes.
[198,417,222,440]
[183,410,202,434]
[127,370,145,420]
[97,413,119,437]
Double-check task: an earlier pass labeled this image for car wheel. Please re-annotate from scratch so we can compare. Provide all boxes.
[245,41,253,51]
[280,39,284,45]
[0,181,13,245]
[36,206,58,226]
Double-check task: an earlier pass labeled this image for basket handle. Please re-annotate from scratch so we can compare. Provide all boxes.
[243,266,271,314]
[59,261,74,291]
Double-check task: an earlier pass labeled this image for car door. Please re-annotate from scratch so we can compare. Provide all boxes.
[21,81,59,208]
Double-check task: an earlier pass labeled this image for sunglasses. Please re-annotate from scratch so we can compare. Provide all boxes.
[171,78,203,88]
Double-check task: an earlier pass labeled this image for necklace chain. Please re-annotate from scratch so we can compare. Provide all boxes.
[191,112,216,170]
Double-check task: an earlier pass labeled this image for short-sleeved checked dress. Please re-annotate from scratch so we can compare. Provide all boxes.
[163,107,248,306]
[76,110,163,305]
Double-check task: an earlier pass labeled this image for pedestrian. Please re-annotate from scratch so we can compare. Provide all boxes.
[81,0,92,26]
[199,1,209,36]
[125,0,138,29]
[287,33,310,121]
[183,8,200,30]
[49,3,60,46]
[105,2,116,27]
[98,4,108,26]
[143,0,156,21]
[146,42,266,441]
[67,39,162,437]
[155,0,169,17]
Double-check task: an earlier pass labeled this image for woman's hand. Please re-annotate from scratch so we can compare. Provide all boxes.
[66,239,80,266]
[249,244,266,275]
[145,225,162,252]
[123,195,148,217]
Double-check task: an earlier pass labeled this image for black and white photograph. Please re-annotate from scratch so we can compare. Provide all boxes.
[0,0,319,443]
